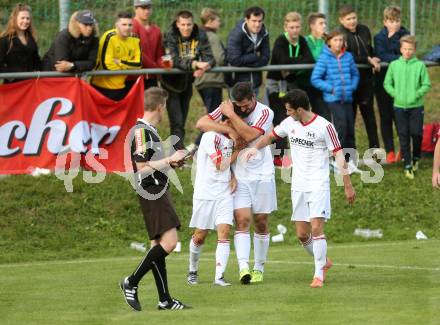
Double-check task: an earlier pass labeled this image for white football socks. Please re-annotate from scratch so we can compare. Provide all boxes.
[189,236,203,273]
[300,234,314,257]
[312,235,327,280]
[234,231,250,271]
[253,233,270,272]
[215,240,230,280]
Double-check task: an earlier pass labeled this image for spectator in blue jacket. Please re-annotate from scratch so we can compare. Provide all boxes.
[374,6,409,164]
[226,6,270,95]
[311,30,359,157]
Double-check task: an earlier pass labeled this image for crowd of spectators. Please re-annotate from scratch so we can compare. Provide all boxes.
[0,1,435,174]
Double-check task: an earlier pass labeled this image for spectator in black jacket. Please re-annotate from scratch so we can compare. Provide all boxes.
[374,6,409,164]
[226,6,269,95]
[0,4,40,83]
[42,10,99,72]
[266,12,314,166]
[161,10,215,150]
[338,5,381,150]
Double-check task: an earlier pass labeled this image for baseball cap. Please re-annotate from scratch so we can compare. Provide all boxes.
[76,10,96,25]
[134,0,152,7]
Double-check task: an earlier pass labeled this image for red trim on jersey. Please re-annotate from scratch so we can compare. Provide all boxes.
[301,113,318,126]
[252,126,265,135]
[210,135,222,165]
[326,124,341,150]
[254,108,269,129]
[215,134,222,150]
[333,147,342,154]
[312,235,326,240]
[209,150,222,165]
[209,108,222,121]
[272,129,282,139]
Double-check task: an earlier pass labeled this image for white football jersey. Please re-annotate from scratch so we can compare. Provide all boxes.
[209,101,275,181]
[193,131,234,200]
[273,114,341,192]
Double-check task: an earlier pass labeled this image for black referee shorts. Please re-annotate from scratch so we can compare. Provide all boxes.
[137,186,181,240]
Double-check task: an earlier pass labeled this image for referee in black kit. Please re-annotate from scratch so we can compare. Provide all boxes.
[120,87,190,311]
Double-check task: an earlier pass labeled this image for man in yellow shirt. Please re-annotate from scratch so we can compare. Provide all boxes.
[92,11,142,101]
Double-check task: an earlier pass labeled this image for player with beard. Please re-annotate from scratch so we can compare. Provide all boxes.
[196,81,276,284]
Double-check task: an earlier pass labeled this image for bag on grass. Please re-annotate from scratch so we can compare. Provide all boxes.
[421,122,440,153]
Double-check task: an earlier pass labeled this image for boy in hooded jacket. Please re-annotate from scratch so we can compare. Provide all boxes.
[311,30,359,160]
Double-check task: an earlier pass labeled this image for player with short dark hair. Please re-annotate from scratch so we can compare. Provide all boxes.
[91,10,141,101]
[161,9,215,150]
[248,89,356,288]
[120,87,190,311]
[226,7,270,93]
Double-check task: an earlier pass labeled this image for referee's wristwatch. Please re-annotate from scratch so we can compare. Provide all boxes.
[69,62,75,70]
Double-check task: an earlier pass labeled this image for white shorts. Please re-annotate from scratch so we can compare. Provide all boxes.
[234,178,277,214]
[190,196,234,230]
[291,190,331,222]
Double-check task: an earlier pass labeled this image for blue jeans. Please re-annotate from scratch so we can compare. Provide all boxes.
[166,86,193,150]
[394,106,424,168]
[327,102,355,160]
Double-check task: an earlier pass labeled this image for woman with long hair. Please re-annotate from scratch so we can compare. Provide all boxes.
[42,10,99,72]
[0,4,41,83]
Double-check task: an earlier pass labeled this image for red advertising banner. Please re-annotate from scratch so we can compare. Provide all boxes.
[0,77,143,174]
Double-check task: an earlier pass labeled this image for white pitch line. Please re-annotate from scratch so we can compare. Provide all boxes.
[171,257,440,272]
[0,254,439,272]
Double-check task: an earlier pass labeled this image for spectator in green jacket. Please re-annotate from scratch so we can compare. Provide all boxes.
[305,12,330,121]
[384,35,431,180]
[305,12,326,61]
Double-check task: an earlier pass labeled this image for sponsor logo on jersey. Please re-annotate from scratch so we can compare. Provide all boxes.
[289,136,314,148]
[306,131,316,140]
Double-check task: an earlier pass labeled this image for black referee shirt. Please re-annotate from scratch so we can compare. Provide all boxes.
[131,119,169,188]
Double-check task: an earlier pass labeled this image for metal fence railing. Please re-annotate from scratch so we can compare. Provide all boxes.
[0,62,438,81]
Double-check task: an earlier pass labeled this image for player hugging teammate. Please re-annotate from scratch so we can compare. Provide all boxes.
[195,82,277,285]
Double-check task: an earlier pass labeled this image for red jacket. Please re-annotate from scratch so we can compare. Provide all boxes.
[130,18,164,80]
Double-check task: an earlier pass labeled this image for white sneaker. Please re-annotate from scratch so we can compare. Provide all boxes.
[214,277,231,286]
